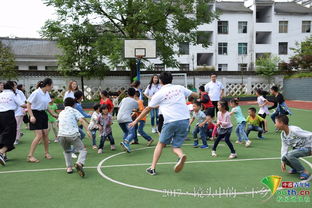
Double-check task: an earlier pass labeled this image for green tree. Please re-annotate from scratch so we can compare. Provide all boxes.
[41,0,217,79]
[0,42,17,79]
[289,35,312,71]
[256,54,280,84]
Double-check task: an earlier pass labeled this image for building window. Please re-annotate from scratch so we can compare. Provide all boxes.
[238,64,248,71]
[279,21,288,33]
[279,42,288,55]
[302,21,311,33]
[196,31,212,45]
[154,64,165,71]
[218,43,228,55]
[197,53,213,66]
[45,66,58,71]
[218,64,228,71]
[179,64,190,71]
[238,43,248,55]
[218,21,228,34]
[29,66,38,70]
[179,42,189,55]
[238,21,247,33]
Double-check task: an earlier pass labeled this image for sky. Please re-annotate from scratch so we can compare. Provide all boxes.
[0,0,55,38]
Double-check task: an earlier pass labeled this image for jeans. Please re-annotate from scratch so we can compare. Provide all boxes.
[235,121,249,142]
[137,120,152,141]
[91,129,97,146]
[271,102,292,123]
[258,113,266,130]
[99,132,115,149]
[212,127,235,154]
[193,124,208,146]
[150,108,159,127]
[282,147,311,173]
[119,122,136,143]
[59,134,87,168]
[246,124,263,137]
[78,125,85,140]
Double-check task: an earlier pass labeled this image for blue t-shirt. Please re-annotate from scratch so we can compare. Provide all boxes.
[231,106,246,124]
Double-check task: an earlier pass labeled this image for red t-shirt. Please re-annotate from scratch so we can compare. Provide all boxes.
[100,98,114,113]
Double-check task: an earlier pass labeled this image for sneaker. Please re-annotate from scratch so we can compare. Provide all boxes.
[3,154,8,162]
[235,140,242,144]
[74,163,85,178]
[54,139,59,143]
[137,133,142,137]
[146,139,154,147]
[228,153,237,159]
[120,141,131,153]
[174,155,187,173]
[211,151,217,157]
[92,145,98,150]
[71,153,78,159]
[14,140,19,145]
[245,140,252,147]
[151,128,156,134]
[0,153,6,166]
[258,136,265,140]
[111,145,116,151]
[193,140,199,148]
[97,149,103,154]
[146,168,157,176]
[200,145,209,149]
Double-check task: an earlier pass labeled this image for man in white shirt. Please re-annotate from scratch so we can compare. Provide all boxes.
[130,72,199,175]
[275,115,311,181]
[204,74,224,114]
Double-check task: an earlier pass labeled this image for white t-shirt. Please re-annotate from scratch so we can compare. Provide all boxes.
[204,81,224,101]
[149,84,192,124]
[0,90,24,112]
[64,91,75,101]
[58,106,84,137]
[257,96,270,115]
[15,89,26,116]
[144,84,161,104]
[27,88,51,111]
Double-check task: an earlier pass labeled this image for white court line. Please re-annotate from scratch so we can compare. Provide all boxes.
[97,147,312,197]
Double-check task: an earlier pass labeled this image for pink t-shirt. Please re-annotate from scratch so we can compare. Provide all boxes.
[217,111,233,129]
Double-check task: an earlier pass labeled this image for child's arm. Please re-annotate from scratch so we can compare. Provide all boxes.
[79,118,92,139]
[280,138,288,172]
[263,119,268,131]
[47,108,58,118]
[198,116,209,127]
[189,117,195,126]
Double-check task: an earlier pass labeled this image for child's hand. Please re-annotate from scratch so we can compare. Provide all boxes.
[198,123,204,128]
[86,130,92,139]
[281,162,286,172]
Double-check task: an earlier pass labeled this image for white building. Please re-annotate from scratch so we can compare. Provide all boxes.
[150,0,312,71]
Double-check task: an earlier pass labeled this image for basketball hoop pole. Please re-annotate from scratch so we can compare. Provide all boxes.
[136,56,143,81]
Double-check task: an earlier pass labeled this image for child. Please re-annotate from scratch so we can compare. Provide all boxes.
[97,105,115,154]
[58,97,90,177]
[133,91,154,146]
[118,88,138,153]
[269,86,292,124]
[229,98,251,147]
[256,89,270,131]
[112,95,119,117]
[88,103,101,150]
[189,101,209,149]
[246,107,268,139]
[74,91,91,140]
[198,85,215,118]
[100,90,114,113]
[211,100,237,159]
[47,94,59,143]
[275,115,311,180]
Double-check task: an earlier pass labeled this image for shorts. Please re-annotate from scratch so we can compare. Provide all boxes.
[29,110,48,130]
[159,119,189,148]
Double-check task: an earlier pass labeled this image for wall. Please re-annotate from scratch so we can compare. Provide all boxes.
[283,78,312,101]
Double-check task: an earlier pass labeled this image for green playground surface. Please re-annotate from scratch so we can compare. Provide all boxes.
[1,105,311,208]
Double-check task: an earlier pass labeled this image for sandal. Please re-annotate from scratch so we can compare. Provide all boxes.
[27,156,40,163]
[299,173,310,180]
[66,167,73,174]
[288,169,298,174]
[44,153,53,160]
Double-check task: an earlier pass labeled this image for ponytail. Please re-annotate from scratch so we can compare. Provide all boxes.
[38,78,53,88]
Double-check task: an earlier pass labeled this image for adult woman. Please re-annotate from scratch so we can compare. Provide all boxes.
[64,81,79,100]
[14,82,27,145]
[144,74,161,133]
[0,81,25,165]
[27,78,58,163]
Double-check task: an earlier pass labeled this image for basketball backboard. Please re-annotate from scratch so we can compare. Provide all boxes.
[124,39,156,59]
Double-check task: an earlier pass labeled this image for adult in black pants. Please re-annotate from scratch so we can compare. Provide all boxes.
[0,81,26,165]
[204,74,224,116]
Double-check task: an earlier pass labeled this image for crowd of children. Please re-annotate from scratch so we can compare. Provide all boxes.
[0,73,311,181]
